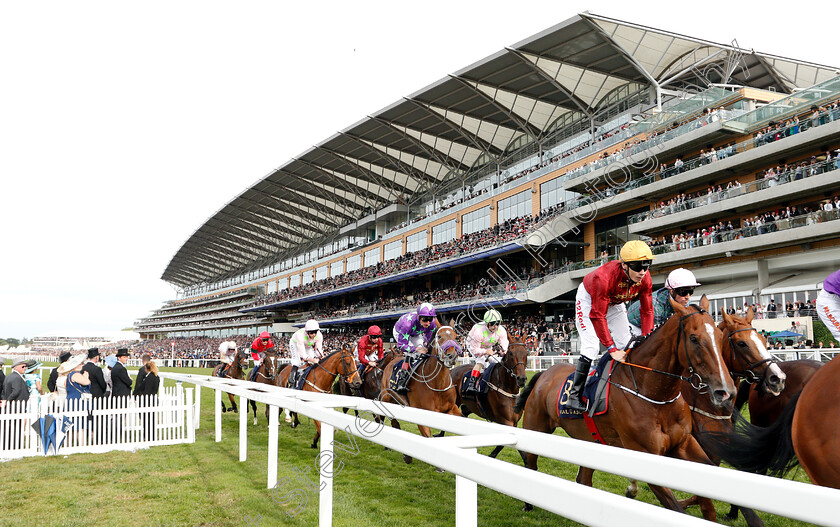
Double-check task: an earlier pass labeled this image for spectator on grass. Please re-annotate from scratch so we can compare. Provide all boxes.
[48,352,71,393]
[133,353,151,396]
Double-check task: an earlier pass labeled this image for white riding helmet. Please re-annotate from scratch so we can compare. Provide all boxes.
[664,268,701,289]
[304,319,320,332]
[228,341,237,349]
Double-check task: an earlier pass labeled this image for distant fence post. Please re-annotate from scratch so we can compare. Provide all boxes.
[185,388,195,444]
[267,404,279,489]
[319,423,335,527]
[215,389,222,442]
[239,395,248,462]
[194,384,201,430]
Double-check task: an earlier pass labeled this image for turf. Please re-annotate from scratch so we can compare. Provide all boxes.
[0,366,816,526]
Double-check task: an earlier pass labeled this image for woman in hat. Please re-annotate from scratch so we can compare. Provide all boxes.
[24,360,44,398]
[60,354,91,401]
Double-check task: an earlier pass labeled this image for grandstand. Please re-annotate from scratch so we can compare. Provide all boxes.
[137,12,840,348]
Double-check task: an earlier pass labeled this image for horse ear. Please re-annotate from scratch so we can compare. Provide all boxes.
[721,307,734,326]
[669,295,689,316]
[745,306,754,324]
[699,294,710,312]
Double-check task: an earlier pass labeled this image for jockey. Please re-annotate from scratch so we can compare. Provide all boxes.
[288,319,324,388]
[567,240,654,412]
[248,331,274,382]
[355,325,384,375]
[392,302,438,393]
[217,341,238,377]
[463,309,509,395]
[817,268,840,342]
[627,268,701,336]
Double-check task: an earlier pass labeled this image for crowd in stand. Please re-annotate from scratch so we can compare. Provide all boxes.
[249,208,566,309]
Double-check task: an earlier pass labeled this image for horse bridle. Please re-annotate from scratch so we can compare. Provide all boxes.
[725,326,775,384]
[624,306,709,390]
[256,351,278,381]
[312,349,360,386]
[497,343,527,378]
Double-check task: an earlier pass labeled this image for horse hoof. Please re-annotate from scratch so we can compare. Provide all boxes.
[221,407,227,413]
[290,422,298,429]
[253,419,258,426]
[384,447,391,451]
[403,455,413,464]
[311,443,318,449]
[435,467,445,473]
[625,489,638,499]
[523,503,533,512]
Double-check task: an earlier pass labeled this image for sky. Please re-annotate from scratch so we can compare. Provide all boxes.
[1,1,836,339]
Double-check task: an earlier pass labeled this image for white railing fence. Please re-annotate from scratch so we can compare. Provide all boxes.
[158,372,840,527]
[0,386,194,459]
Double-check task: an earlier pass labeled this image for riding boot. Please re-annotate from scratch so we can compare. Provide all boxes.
[565,356,592,412]
[395,357,412,394]
[464,371,480,395]
[287,366,299,389]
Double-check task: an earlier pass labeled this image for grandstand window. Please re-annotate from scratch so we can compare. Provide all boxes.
[316,266,328,281]
[384,240,402,261]
[330,260,343,277]
[462,207,490,235]
[364,248,380,268]
[540,177,579,210]
[432,220,456,245]
[406,231,427,253]
[289,274,300,288]
[346,254,362,273]
[266,281,277,294]
[497,191,531,223]
[302,269,313,285]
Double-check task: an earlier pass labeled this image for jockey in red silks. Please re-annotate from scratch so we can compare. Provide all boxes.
[248,331,274,382]
[356,325,384,375]
[567,240,654,412]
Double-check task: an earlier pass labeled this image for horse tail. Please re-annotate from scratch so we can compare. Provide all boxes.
[733,379,752,411]
[514,371,543,413]
[698,390,801,476]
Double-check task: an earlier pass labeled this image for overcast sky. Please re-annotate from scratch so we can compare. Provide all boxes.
[1,1,836,339]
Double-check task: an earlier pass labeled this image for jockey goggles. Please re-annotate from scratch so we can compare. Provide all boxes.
[625,259,652,272]
[369,334,380,339]
[673,287,695,297]
[306,330,317,335]
[419,316,433,322]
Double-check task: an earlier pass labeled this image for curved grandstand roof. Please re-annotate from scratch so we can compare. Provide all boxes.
[163,12,839,288]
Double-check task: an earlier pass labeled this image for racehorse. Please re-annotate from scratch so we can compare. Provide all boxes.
[248,347,282,425]
[703,353,840,488]
[733,358,822,427]
[211,347,249,413]
[335,347,400,411]
[515,296,735,520]
[450,335,528,458]
[379,326,462,466]
[276,347,361,448]
[630,307,786,527]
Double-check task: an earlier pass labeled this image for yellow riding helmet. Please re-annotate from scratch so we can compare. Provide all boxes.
[619,240,654,262]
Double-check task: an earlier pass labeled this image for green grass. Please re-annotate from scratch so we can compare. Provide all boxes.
[0,366,816,526]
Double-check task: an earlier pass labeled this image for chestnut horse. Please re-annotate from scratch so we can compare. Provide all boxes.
[630,308,786,527]
[450,336,528,458]
[211,347,249,413]
[379,326,462,466]
[703,355,839,488]
[734,358,822,427]
[276,347,361,448]
[335,347,400,411]
[248,348,282,425]
[515,297,735,519]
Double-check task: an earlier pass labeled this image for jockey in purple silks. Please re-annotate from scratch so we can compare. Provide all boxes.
[392,302,440,394]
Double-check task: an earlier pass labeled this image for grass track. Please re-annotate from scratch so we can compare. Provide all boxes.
[0,366,816,526]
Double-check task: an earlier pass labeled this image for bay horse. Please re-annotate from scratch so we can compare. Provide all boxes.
[276,347,361,448]
[211,347,249,413]
[703,353,840,488]
[248,348,282,425]
[515,296,735,519]
[450,335,528,458]
[378,326,462,466]
[630,307,786,527]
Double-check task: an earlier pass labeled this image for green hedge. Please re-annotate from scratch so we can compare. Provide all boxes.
[813,318,840,347]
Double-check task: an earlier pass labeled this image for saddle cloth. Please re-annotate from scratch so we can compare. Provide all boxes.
[557,353,615,419]
[293,364,316,390]
[459,363,498,401]
[387,356,428,391]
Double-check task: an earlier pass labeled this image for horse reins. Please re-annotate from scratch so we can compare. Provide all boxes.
[726,326,775,383]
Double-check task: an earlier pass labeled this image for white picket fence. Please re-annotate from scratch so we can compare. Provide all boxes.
[0,386,195,459]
